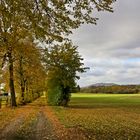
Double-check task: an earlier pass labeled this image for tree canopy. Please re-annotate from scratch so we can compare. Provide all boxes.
[43,41,88,106]
[0,0,116,106]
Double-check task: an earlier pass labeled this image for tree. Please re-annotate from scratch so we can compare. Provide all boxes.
[0,0,115,106]
[43,41,88,106]
[14,41,46,104]
[1,40,47,104]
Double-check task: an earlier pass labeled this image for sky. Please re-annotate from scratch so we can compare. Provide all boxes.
[70,0,140,87]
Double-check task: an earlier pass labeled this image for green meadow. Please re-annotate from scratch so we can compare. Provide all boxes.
[71,93,140,107]
[54,93,140,139]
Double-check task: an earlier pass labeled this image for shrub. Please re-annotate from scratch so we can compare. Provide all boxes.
[47,86,62,106]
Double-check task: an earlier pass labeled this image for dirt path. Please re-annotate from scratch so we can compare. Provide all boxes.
[0,97,87,140]
[30,109,57,140]
[0,98,57,140]
[0,116,25,140]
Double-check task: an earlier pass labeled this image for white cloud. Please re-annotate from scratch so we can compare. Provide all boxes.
[77,58,140,87]
[71,0,140,87]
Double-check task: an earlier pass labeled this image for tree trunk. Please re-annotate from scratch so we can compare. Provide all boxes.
[25,82,29,95]
[21,84,25,104]
[59,85,70,107]
[19,56,26,104]
[25,81,30,102]
[0,98,2,108]
[8,47,17,107]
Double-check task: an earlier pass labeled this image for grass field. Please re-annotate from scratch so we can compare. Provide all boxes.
[53,93,140,140]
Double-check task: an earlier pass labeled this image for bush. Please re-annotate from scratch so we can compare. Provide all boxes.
[47,85,71,106]
[47,86,62,106]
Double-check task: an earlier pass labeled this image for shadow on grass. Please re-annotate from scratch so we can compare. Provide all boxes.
[2,133,28,140]
[68,104,140,109]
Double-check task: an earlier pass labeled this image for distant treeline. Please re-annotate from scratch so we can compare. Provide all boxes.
[80,85,140,94]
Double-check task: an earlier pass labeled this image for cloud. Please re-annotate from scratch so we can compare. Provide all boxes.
[70,0,140,87]
[77,58,140,86]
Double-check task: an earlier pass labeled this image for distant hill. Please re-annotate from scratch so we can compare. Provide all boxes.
[81,83,140,94]
[88,83,118,87]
